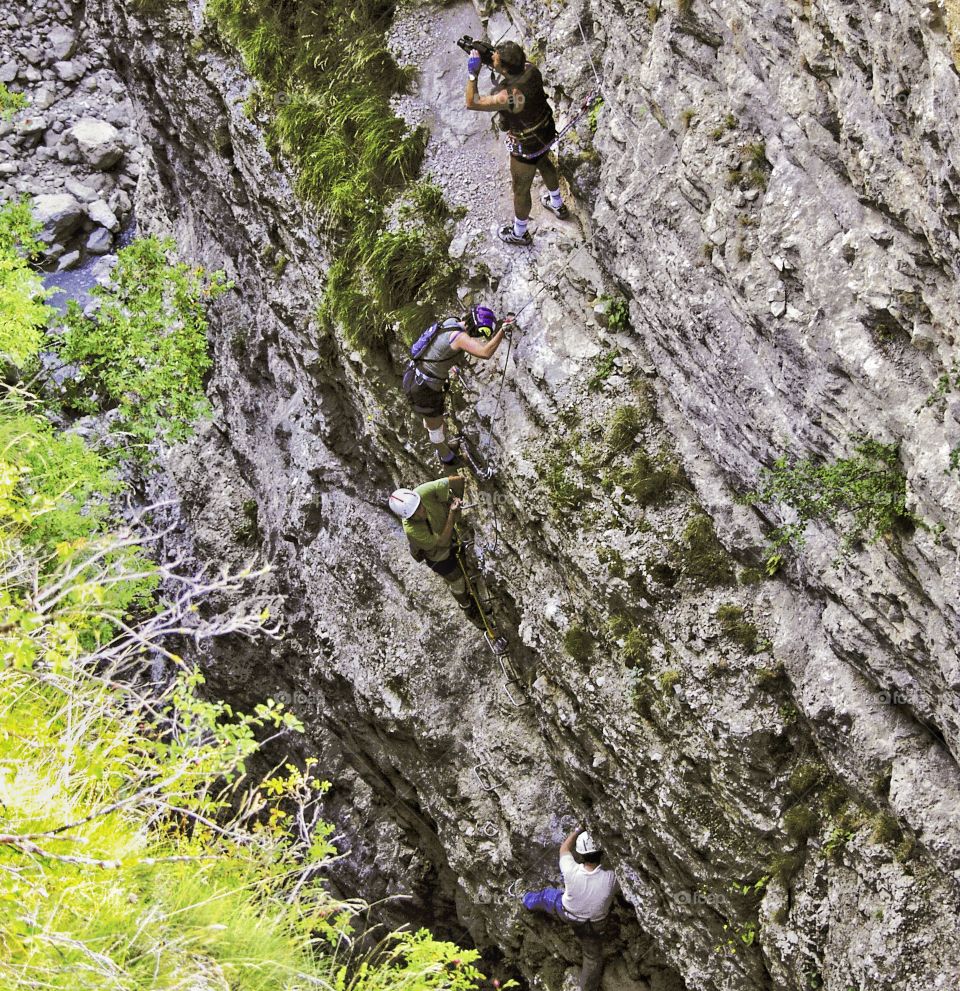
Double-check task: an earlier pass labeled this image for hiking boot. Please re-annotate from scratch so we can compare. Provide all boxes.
[498,223,533,247]
[541,193,570,220]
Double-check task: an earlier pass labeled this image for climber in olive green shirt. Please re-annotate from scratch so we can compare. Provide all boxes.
[388,475,506,653]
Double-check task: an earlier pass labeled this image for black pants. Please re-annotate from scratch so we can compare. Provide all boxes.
[568,919,608,991]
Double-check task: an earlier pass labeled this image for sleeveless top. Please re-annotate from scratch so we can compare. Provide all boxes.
[415,321,463,386]
[496,64,554,137]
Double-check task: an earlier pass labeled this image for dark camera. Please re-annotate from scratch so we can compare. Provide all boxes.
[456,35,496,68]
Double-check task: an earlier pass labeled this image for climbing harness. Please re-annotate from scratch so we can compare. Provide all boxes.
[505,88,603,161]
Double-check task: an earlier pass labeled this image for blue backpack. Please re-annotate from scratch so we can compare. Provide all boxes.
[410,318,461,359]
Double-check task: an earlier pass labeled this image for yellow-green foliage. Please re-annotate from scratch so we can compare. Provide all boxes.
[206,0,460,349]
[0,82,27,120]
[0,199,51,368]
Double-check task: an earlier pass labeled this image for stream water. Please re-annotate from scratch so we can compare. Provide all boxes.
[41,216,138,312]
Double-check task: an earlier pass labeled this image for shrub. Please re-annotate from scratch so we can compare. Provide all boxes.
[742,436,912,572]
[679,515,733,585]
[605,404,644,453]
[623,628,652,669]
[206,0,461,351]
[0,82,27,120]
[0,198,50,369]
[783,804,819,842]
[60,237,229,456]
[615,449,686,506]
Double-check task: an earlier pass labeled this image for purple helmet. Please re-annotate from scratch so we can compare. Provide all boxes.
[467,305,497,334]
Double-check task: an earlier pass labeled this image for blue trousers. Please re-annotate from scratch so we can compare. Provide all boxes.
[522,888,607,991]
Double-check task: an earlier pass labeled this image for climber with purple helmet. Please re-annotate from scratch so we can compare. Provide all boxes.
[402,306,515,466]
[521,824,617,991]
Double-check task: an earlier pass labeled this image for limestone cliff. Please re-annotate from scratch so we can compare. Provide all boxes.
[84,0,960,987]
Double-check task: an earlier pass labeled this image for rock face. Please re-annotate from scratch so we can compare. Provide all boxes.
[87,0,960,989]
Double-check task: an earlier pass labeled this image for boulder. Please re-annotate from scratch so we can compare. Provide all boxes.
[86,227,113,254]
[0,61,18,84]
[56,250,80,271]
[31,192,83,243]
[66,117,124,170]
[31,86,56,111]
[47,26,77,61]
[15,114,47,144]
[87,199,119,232]
[65,177,97,202]
[53,60,83,83]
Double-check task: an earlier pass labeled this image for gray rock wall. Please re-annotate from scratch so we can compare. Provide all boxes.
[84,0,960,988]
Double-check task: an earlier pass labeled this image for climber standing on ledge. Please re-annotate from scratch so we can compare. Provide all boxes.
[464,41,570,246]
[521,825,617,991]
[388,474,507,653]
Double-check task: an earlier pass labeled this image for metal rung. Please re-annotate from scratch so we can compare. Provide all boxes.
[473,761,501,793]
[501,680,530,707]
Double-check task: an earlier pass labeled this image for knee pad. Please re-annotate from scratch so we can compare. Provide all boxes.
[428,426,447,445]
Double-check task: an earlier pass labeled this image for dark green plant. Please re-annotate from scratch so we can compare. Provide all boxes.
[659,668,680,691]
[564,624,596,662]
[678,515,734,586]
[783,803,819,842]
[742,436,912,573]
[715,603,758,653]
[235,498,260,543]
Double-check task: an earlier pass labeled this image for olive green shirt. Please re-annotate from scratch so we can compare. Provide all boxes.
[402,477,452,562]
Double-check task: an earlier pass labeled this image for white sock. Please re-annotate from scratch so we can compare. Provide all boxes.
[513,217,529,237]
[548,188,563,209]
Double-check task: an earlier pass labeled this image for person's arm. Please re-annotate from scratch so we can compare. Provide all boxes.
[452,326,506,360]
[437,494,462,547]
[465,51,510,111]
[448,475,465,500]
[560,825,583,858]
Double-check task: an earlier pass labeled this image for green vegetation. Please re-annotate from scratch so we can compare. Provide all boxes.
[715,603,759,653]
[0,199,50,368]
[601,295,631,332]
[783,803,819,842]
[709,112,736,139]
[605,404,644,453]
[677,514,734,586]
[206,0,461,349]
[60,237,228,456]
[658,668,681,691]
[564,623,596,663]
[0,82,27,120]
[235,496,261,543]
[588,348,620,391]
[742,437,912,573]
[613,448,686,506]
[543,446,587,515]
[0,191,486,991]
[588,98,604,133]
[622,628,653,670]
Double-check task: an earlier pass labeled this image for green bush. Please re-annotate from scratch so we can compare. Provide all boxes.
[60,237,229,456]
[678,515,733,586]
[0,82,27,120]
[0,199,50,368]
[605,404,643,453]
[715,603,759,654]
[564,624,596,662]
[206,0,461,350]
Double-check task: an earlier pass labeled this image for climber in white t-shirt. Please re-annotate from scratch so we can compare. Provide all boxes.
[521,825,618,991]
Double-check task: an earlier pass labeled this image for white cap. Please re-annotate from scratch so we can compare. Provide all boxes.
[389,488,421,519]
[575,831,601,856]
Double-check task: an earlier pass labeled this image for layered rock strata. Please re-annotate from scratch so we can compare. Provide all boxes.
[77,0,960,988]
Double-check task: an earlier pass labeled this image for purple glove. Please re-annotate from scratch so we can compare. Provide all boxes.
[468,51,482,76]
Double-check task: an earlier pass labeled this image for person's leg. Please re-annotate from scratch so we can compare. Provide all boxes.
[510,155,537,230]
[577,930,605,991]
[536,154,568,218]
[521,887,566,918]
[423,414,455,464]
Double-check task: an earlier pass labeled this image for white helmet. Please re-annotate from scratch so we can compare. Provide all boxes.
[576,831,601,856]
[389,488,421,519]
